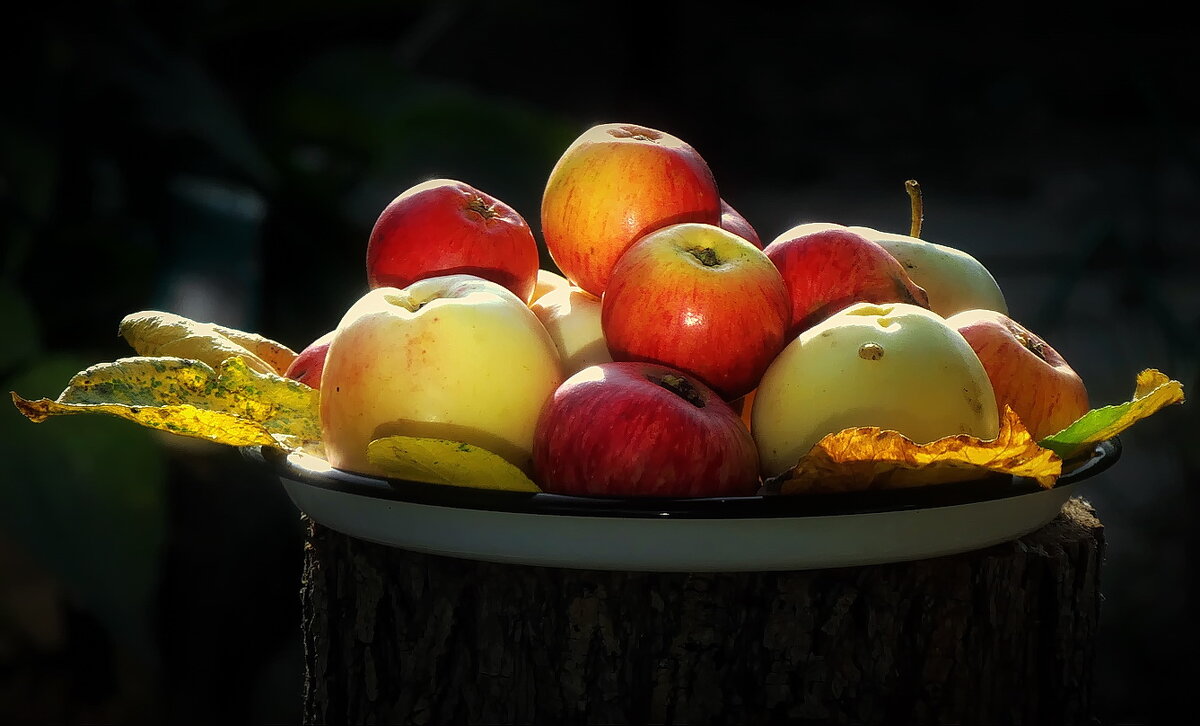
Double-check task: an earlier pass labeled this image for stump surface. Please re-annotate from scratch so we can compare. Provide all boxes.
[301,497,1104,725]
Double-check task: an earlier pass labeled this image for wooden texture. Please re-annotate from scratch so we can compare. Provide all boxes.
[300,497,1104,725]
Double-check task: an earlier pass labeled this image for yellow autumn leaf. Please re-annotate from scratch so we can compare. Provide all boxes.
[119,310,297,375]
[1040,368,1186,460]
[209,322,300,376]
[779,407,1062,494]
[10,355,320,450]
[367,436,541,492]
[12,395,279,446]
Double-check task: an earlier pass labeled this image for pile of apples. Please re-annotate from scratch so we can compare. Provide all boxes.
[289,122,1091,498]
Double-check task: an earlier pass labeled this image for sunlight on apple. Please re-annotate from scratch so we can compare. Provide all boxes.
[570,365,608,384]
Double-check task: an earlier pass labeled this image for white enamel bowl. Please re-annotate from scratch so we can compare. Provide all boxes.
[250,438,1119,572]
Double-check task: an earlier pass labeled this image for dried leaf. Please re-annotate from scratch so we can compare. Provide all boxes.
[119,310,296,375]
[780,407,1062,494]
[10,356,320,449]
[367,436,541,492]
[210,323,299,375]
[1040,368,1186,460]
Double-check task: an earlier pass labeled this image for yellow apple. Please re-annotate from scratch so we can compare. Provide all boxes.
[845,225,1008,317]
[530,269,571,304]
[751,302,999,476]
[529,287,612,377]
[320,274,564,477]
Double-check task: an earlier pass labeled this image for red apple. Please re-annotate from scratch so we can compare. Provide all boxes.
[366,178,540,303]
[719,198,762,248]
[947,309,1090,441]
[284,331,335,389]
[764,225,930,337]
[601,222,790,401]
[540,122,721,296]
[533,361,760,497]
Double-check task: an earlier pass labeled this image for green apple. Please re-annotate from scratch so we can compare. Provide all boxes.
[845,225,1008,317]
[320,274,564,476]
[530,286,613,377]
[751,302,999,476]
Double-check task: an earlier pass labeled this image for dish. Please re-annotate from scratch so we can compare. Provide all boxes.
[250,438,1120,572]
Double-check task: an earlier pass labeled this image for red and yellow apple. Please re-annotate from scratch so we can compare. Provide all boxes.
[601,222,790,401]
[530,286,612,377]
[719,198,762,248]
[763,225,929,337]
[320,274,564,476]
[366,178,541,303]
[533,361,760,497]
[948,309,1090,440]
[284,331,335,389]
[751,302,999,476]
[540,122,721,296]
[844,225,1008,318]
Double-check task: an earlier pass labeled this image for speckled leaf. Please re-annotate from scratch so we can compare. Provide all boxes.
[10,355,320,449]
[119,309,296,375]
[367,436,541,492]
[779,406,1062,494]
[1040,368,1186,460]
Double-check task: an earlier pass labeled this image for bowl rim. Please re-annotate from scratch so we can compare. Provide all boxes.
[245,437,1121,520]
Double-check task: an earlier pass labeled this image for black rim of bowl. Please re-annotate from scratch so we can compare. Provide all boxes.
[248,437,1122,520]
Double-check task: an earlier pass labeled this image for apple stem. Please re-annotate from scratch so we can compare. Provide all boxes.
[1016,331,1049,362]
[687,247,721,267]
[467,196,498,219]
[653,373,706,408]
[905,180,924,238]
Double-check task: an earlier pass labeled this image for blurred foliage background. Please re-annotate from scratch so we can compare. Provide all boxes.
[1,1,1196,723]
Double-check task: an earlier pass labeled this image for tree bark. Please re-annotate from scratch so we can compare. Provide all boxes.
[300,497,1104,725]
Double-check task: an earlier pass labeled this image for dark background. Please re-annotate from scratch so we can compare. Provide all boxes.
[2,1,1196,723]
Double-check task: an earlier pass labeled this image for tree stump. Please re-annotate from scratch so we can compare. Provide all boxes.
[300,497,1104,725]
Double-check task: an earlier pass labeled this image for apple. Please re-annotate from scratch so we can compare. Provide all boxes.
[844,225,1008,318]
[751,302,999,477]
[530,287,613,377]
[320,274,564,476]
[763,225,930,337]
[719,198,762,248]
[948,309,1090,440]
[601,222,790,401]
[533,361,760,497]
[284,331,335,389]
[540,122,721,296]
[366,178,541,303]
[530,268,571,304]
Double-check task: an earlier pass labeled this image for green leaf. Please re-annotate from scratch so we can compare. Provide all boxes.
[1039,369,1186,460]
